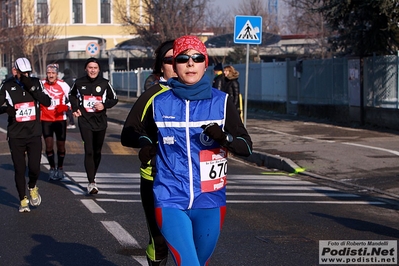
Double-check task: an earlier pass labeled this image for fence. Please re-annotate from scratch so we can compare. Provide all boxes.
[364,55,399,108]
[110,54,399,113]
[111,68,153,97]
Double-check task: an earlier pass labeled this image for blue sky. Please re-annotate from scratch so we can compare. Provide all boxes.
[214,0,241,10]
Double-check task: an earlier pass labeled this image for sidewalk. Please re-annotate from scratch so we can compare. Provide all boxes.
[108,96,399,202]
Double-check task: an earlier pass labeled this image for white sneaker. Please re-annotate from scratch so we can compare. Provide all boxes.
[87,183,98,194]
[67,124,76,129]
[29,186,42,206]
[19,196,30,213]
[48,168,57,180]
[56,168,65,180]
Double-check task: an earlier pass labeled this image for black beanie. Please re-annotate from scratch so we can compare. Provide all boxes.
[84,57,100,70]
[213,63,223,71]
[153,40,175,75]
[158,40,174,61]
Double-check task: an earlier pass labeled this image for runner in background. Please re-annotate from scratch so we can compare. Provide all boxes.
[212,63,224,90]
[62,68,76,129]
[0,57,51,212]
[40,64,71,180]
[121,39,176,266]
[69,57,118,194]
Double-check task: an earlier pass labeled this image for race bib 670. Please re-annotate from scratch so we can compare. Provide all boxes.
[199,147,228,192]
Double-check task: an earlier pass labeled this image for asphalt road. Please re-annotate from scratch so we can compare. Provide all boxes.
[0,104,398,265]
[108,97,399,203]
[0,131,397,265]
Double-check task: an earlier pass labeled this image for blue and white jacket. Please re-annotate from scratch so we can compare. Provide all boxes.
[152,88,252,210]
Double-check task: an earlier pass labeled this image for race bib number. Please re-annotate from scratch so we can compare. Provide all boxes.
[199,147,228,192]
[49,98,60,110]
[15,102,36,122]
[83,95,101,112]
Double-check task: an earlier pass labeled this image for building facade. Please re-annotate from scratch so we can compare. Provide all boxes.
[0,0,141,79]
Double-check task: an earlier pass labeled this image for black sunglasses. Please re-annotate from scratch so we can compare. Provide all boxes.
[162,56,173,65]
[175,54,206,64]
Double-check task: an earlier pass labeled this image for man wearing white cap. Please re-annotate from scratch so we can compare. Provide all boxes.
[0,57,51,212]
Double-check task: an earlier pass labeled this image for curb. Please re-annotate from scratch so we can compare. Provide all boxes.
[242,152,300,173]
[240,152,399,202]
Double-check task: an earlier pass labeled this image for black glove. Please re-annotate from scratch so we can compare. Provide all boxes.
[201,123,226,144]
[19,75,36,91]
[0,106,16,116]
[6,106,16,116]
[138,145,157,165]
[0,106,7,115]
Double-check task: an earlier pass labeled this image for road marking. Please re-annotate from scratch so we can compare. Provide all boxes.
[63,171,386,205]
[96,199,142,203]
[81,199,106,213]
[227,192,360,197]
[132,256,148,266]
[107,142,134,155]
[230,179,317,185]
[228,185,337,191]
[253,127,335,143]
[252,127,399,157]
[101,221,141,247]
[343,142,399,156]
[227,200,385,205]
[67,172,140,178]
[64,183,85,195]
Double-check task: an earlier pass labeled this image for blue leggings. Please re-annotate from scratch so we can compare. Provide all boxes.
[155,206,226,266]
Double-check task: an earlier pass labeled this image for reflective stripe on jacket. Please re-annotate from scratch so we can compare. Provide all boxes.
[153,88,228,210]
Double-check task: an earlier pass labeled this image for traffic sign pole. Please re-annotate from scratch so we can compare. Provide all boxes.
[234,15,262,127]
[244,44,249,127]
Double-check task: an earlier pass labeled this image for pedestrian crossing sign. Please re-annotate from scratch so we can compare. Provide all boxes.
[234,15,262,45]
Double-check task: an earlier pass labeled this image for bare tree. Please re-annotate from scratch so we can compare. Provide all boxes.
[32,26,63,78]
[0,0,62,75]
[0,1,26,68]
[235,0,278,34]
[113,0,211,49]
[284,0,316,34]
[283,0,331,58]
[206,5,233,36]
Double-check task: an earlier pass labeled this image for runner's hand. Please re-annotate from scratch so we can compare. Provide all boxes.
[201,123,226,144]
[139,145,157,166]
[19,75,36,91]
[6,106,16,116]
[55,104,68,114]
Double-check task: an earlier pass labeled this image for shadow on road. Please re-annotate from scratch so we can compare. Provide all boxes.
[310,212,399,239]
[0,185,18,209]
[24,234,118,266]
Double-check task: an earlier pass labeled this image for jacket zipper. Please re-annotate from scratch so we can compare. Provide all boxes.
[186,100,194,209]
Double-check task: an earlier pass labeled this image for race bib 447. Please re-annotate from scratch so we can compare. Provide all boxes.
[15,102,36,122]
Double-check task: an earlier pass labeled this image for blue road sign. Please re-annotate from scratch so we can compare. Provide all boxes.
[86,42,100,56]
[234,15,262,45]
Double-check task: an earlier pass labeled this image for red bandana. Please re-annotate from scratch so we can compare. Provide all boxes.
[173,35,208,67]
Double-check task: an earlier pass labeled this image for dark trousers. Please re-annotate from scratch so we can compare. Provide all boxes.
[79,127,106,183]
[8,136,42,200]
[140,177,168,262]
[66,110,75,125]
